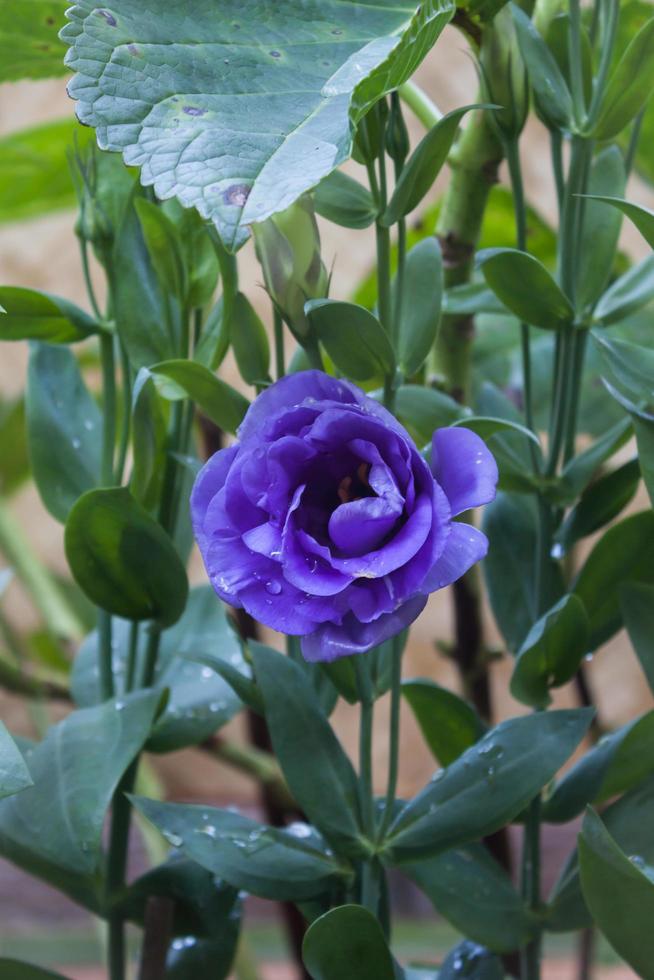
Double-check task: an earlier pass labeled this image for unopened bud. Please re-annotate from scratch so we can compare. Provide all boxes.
[253,195,329,340]
[480,6,529,141]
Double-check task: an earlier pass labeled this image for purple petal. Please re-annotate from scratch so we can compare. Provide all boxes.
[237,371,364,443]
[282,487,353,596]
[431,427,498,517]
[328,496,402,555]
[421,522,488,592]
[190,445,239,551]
[301,594,427,662]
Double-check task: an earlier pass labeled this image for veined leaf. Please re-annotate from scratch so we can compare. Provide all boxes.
[0,723,32,801]
[62,0,455,250]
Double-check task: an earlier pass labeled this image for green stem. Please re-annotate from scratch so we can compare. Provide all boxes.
[568,0,586,126]
[107,761,138,980]
[520,794,543,978]
[140,623,163,689]
[115,340,132,485]
[78,238,103,322]
[625,108,645,178]
[273,307,285,380]
[211,232,239,370]
[586,0,619,128]
[398,81,443,130]
[100,333,117,486]
[356,659,375,840]
[124,622,140,693]
[550,132,565,216]
[378,637,402,839]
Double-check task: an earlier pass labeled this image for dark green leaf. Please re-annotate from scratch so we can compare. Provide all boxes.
[579,808,654,976]
[0,692,159,910]
[130,370,168,509]
[162,199,220,309]
[63,0,455,249]
[512,5,573,130]
[544,711,654,823]
[585,195,654,250]
[134,798,351,902]
[314,171,377,230]
[306,300,395,381]
[510,595,590,709]
[134,198,187,302]
[167,935,238,980]
[555,415,633,503]
[396,239,442,376]
[0,288,97,343]
[402,679,486,767]
[592,330,654,404]
[65,487,189,627]
[621,583,654,696]
[0,963,70,980]
[478,248,574,331]
[473,383,541,493]
[443,281,509,316]
[72,587,246,752]
[402,844,535,952]
[303,905,395,980]
[633,413,654,506]
[554,458,641,554]
[577,146,626,311]
[439,941,503,979]
[26,343,102,523]
[192,640,263,716]
[454,415,542,449]
[385,709,592,861]
[0,1,68,82]
[595,254,654,325]
[483,492,564,651]
[151,360,249,434]
[231,292,271,386]
[194,299,228,371]
[0,722,32,801]
[393,385,467,445]
[383,106,478,225]
[573,510,654,649]
[593,17,654,140]
[251,644,362,852]
[0,396,30,496]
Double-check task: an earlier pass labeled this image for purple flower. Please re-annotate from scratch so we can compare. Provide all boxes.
[191,371,498,662]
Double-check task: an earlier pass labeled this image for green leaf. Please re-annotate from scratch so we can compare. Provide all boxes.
[194,299,229,371]
[443,281,509,316]
[0,396,30,497]
[595,254,654,326]
[72,587,246,752]
[314,171,377,230]
[585,195,654,250]
[478,248,574,331]
[0,288,98,343]
[544,711,654,823]
[393,385,467,445]
[231,293,271,387]
[579,808,654,976]
[633,413,654,506]
[483,492,564,652]
[250,644,362,853]
[592,330,654,405]
[65,487,189,627]
[402,844,535,952]
[554,458,641,554]
[439,941,503,979]
[303,905,395,980]
[577,146,626,311]
[453,415,542,449]
[130,370,168,509]
[191,640,263,716]
[0,692,159,910]
[555,415,633,503]
[385,709,592,861]
[382,105,478,225]
[593,17,654,140]
[512,5,573,130]
[0,1,68,82]
[621,583,654,696]
[26,343,102,523]
[573,510,654,649]
[396,238,443,377]
[162,200,220,310]
[402,679,486,767]
[151,360,249,434]
[0,722,32,801]
[473,383,541,493]
[134,797,351,902]
[134,198,187,303]
[63,0,455,250]
[0,963,70,980]
[166,934,238,980]
[306,300,396,381]
[510,595,590,709]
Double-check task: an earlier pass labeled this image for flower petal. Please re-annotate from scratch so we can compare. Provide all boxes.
[431,427,498,516]
[301,594,427,662]
[421,522,488,592]
[190,445,239,551]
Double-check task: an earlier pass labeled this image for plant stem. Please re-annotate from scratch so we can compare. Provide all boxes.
[378,637,402,839]
[125,622,140,693]
[355,659,375,839]
[398,80,442,130]
[273,307,285,380]
[100,333,117,486]
[520,794,543,979]
[115,340,132,484]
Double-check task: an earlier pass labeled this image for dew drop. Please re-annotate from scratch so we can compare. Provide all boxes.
[286,821,312,839]
[265,579,282,595]
[550,542,564,560]
[201,667,213,679]
[72,437,81,450]
[163,830,183,847]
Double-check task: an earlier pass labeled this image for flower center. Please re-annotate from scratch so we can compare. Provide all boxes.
[336,462,375,504]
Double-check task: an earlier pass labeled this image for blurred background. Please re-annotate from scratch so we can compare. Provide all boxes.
[1,22,653,979]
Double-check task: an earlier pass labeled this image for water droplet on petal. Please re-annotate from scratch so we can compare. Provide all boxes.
[265,579,282,595]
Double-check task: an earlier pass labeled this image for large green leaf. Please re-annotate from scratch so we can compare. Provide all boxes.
[63,0,454,250]
[593,16,654,141]
[302,905,396,980]
[134,798,351,902]
[401,844,535,952]
[579,808,654,977]
[72,587,246,752]
[26,343,102,523]
[306,300,395,382]
[477,248,574,331]
[151,361,249,434]
[384,709,591,861]
[402,679,486,767]
[0,692,159,910]
[621,583,654,696]
[0,288,98,343]
[0,964,70,980]
[0,723,32,801]
[0,1,68,82]
[64,487,189,627]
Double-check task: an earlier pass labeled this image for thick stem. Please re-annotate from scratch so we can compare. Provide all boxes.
[273,307,286,380]
[378,638,402,839]
[520,794,542,979]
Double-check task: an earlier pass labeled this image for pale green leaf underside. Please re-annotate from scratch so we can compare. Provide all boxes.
[62,0,454,249]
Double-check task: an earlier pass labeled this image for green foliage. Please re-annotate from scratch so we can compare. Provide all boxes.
[151,361,249,434]
[302,905,396,980]
[0,1,68,82]
[306,300,396,382]
[396,239,443,377]
[478,248,574,330]
[0,722,32,801]
[0,288,98,343]
[402,679,486,766]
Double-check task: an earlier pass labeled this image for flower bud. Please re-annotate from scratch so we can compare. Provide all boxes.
[385,92,410,168]
[480,6,529,141]
[253,195,329,340]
